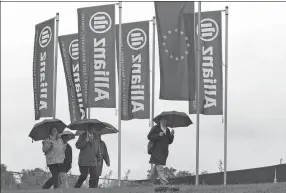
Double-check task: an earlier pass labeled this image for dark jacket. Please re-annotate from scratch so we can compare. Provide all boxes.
[76,132,100,166]
[96,140,110,176]
[62,143,72,172]
[65,143,72,163]
[147,125,174,165]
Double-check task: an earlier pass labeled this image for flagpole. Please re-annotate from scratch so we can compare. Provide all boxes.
[52,13,59,119]
[150,16,156,171]
[195,2,201,186]
[88,108,90,119]
[223,6,229,186]
[118,1,122,187]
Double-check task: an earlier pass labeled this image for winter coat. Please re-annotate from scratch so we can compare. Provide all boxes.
[76,132,100,167]
[147,125,174,166]
[61,143,72,172]
[96,140,110,176]
[42,135,65,166]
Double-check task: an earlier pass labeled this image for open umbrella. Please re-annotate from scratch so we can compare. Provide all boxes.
[75,122,118,136]
[94,122,118,135]
[67,119,107,131]
[153,111,193,128]
[29,119,66,141]
[59,130,75,141]
[75,130,85,136]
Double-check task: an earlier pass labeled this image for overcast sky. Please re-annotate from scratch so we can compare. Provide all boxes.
[1,1,286,180]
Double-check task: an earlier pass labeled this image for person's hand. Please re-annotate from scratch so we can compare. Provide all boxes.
[45,140,53,147]
[42,140,53,154]
[159,132,164,136]
[170,129,175,136]
[85,136,90,142]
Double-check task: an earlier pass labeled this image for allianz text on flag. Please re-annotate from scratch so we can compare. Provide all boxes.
[116,21,150,120]
[78,4,116,108]
[189,11,223,115]
[33,18,55,120]
[59,34,87,122]
[155,2,195,101]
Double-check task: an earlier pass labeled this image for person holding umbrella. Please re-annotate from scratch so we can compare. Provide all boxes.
[29,119,67,189]
[42,130,74,189]
[41,125,66,189]
[147,111,192,185]
[73,125,101,188]
[95,135,110,188]
[67,119,118,188]
[147,119,174,185]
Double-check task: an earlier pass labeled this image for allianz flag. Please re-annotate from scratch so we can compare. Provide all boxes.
[59,34,87,122]
[189,11,223,115]
[155,2,195,101]
[78,4,116,108]
[33,17,55,120]
[116,21,150,120]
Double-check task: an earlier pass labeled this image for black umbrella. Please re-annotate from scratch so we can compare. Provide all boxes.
[153,111,193,128]
[94,122,118,135]
[67,119,112,131]
[75,122,118,136]
[75,130,85,136]
[29,119,66,141]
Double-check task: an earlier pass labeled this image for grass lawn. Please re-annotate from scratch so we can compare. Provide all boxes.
[170,182,286,193]
[1,183,286,193]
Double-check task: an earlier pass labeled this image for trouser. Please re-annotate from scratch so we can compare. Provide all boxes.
[42,162,71,189]
[42,178,53,189]
[148,165,168,185]
[42,164,60,189]
[94,175,100,188]
[74,166,97,188]
[43,174,68,189]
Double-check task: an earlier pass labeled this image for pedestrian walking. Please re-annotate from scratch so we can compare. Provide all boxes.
[74,125,100,188]
[42,125,65,189]
[147,119,174,185]
[42,130,74,188]
[95,136,110,187]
